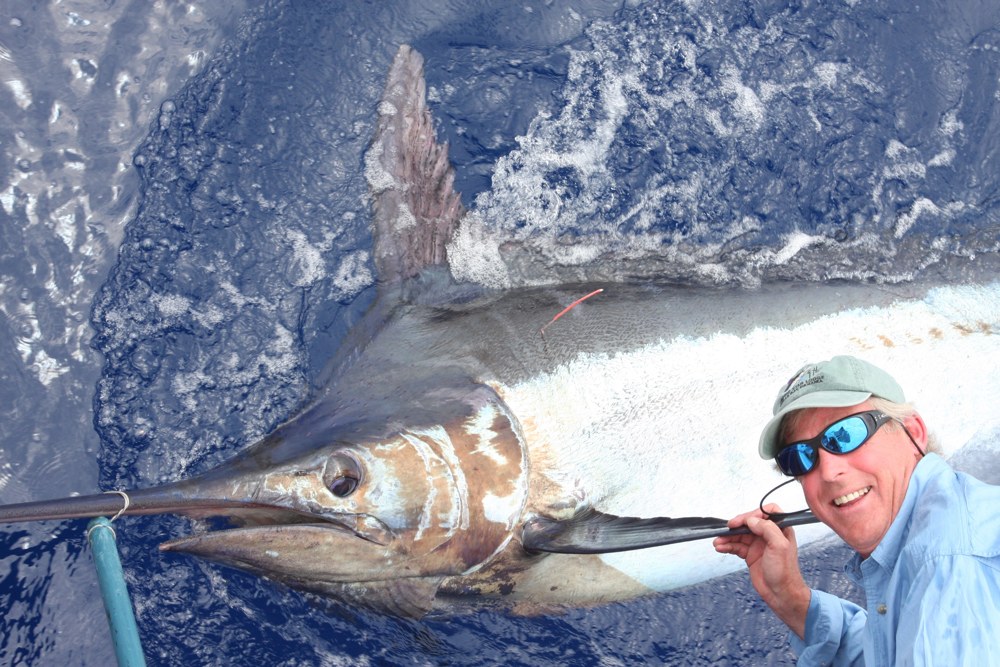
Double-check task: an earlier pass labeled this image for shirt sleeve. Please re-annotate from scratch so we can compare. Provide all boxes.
[898,554,1000,667]
[789,589,866,666]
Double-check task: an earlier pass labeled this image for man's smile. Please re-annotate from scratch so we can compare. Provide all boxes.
[833,486,872,507]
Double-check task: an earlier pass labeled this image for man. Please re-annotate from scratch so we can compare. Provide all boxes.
[714,355,1000,665]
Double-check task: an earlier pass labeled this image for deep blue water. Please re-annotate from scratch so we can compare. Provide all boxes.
[1,0,998,664]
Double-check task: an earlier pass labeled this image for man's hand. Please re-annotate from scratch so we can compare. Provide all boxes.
[713,504,812,639]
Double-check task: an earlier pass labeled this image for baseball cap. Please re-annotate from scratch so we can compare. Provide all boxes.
[758,355,906,459]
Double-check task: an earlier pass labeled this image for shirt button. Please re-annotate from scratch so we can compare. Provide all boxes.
[876,604,887,615]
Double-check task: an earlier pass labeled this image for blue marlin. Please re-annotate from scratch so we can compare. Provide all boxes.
[0,45,998,618]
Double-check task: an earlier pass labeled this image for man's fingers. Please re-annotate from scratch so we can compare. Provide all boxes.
[745,515,798,550]
[727,504,786,529]
[713,537,749,559]
[718,505,797,561]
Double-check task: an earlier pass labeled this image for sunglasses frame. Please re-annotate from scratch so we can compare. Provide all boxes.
[775,409,894,477]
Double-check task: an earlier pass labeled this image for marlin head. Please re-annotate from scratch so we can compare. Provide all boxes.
[161,384,530,606]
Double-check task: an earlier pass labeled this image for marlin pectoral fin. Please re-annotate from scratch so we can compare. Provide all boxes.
[520,507,819,554]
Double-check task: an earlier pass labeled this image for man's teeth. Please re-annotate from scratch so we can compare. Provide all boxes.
[834,487,871,506]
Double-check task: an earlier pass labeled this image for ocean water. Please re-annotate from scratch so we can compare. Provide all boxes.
[1,0,998,664]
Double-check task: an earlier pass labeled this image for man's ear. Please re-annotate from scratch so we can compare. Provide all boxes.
[902,412,929,454]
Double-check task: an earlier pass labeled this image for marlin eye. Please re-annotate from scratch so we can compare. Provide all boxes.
[329,475,359,498]
[324,451,363,497]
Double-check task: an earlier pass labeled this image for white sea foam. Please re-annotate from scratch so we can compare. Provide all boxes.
[154,293,192,317]
[4,78,31,109]
[331,250,374,298]
[720,65,765,129]
[772,231,823,264]
[439,6,981,291]
[447,212,512,288]
[285,229,326,287]
[442,12,863,287]
[894,198,941,238]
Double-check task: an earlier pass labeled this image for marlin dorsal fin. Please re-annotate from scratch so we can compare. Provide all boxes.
[364,45,465,286]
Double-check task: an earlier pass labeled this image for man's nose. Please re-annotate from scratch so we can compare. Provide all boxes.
[815,446,851,479]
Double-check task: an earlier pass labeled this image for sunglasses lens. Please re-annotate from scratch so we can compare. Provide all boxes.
[820,416,871,454]
[777,443,815,476]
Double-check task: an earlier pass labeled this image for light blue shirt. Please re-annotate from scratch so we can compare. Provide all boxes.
[790,453,1000,666]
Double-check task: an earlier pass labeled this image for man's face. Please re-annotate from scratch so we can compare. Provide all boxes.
[787,400,924,558]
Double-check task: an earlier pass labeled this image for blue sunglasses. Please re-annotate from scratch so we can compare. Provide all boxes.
[775,410,894,477]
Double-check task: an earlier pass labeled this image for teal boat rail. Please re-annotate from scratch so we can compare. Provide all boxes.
[86,517,147,667]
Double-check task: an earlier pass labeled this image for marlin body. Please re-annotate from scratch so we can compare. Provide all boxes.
[1,45,999,618]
